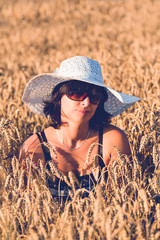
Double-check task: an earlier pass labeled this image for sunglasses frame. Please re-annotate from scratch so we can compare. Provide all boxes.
[66,89,102,105]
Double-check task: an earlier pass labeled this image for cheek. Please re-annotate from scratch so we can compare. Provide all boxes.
[61,95,69,108]
[61,96,76,115]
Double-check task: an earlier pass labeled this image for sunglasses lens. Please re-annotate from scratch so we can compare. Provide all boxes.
[67,90,101,104]
[68,92,87,101]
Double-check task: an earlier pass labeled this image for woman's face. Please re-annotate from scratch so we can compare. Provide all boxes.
[60,84,101,125]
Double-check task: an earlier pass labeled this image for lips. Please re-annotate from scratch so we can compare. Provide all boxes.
[77,110,90,114]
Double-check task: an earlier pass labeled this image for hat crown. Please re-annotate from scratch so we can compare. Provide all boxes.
[57,56,103,84]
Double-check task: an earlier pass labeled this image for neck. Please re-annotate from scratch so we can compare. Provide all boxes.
[58,123,90,150]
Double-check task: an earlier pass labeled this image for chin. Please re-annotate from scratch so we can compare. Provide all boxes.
[76,115,92,124]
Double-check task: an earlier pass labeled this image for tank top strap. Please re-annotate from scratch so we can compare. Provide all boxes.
[98,124,105,169]
[97,124,108,183]
[36,131,52,170]
[40,130,48,143]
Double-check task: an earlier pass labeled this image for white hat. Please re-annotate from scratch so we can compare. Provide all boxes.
[22,56,140,118]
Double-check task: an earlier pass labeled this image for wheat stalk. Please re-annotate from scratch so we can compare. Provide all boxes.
[0,0,160,238]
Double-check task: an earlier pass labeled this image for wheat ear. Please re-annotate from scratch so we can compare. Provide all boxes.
[85,142,103,165]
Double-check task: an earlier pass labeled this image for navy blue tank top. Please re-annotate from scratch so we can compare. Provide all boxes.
[36,125,108,199]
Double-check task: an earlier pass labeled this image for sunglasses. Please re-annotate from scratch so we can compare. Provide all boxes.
[66,90,102,104]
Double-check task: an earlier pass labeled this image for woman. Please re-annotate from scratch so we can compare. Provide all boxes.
[19,56,140,197]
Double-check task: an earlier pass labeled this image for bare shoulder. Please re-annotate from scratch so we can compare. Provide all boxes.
[103,124,128,141]
[19,133,44,164]
[20,134,39,153]
[103,124,131,164]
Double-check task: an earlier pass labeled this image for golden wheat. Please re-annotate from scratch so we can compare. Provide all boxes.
[0,0,160,239]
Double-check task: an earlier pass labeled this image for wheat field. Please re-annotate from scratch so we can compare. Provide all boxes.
[0,0,160,239]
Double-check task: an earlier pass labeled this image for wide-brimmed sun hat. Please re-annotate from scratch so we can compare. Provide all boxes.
[22,56,140,118]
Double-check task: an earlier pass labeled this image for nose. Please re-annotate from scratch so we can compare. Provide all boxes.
[81,96,91,106]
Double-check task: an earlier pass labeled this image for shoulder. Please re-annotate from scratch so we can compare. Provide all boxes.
[103,124,131,164]
[20,134,40,153]
[19,133,42,164]
[103,124,128,142]
[19,127,55,165]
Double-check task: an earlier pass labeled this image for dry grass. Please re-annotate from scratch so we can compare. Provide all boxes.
[0,0,160,239]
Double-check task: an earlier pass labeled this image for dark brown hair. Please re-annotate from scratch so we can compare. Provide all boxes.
[43,80,111,130]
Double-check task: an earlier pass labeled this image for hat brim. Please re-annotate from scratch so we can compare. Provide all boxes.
[22,73,140,118]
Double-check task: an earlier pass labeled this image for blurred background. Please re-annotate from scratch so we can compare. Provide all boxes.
[0,1,160,239]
